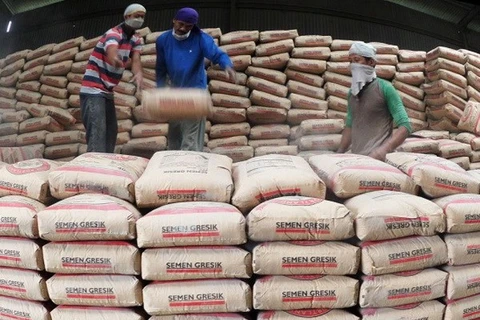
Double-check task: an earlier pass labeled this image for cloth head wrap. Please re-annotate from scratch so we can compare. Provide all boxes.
[124,3,146,17]
[174,7,199,25]
[349,41,377,61]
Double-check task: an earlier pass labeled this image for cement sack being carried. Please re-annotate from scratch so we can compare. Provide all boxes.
[50,306,145,320]
[257,309,359,320]
[0,159,60,203]
[0,237,44,270]
[252,241,359,275]
[443,264,480,300]
[344,190,445,241]
[360,300,445,320]
[143,279,252,315]
[43,241,140,275]
[253,275,358,310]
[445,231,480,266]
[359,268,447,308]
[0,295,50,320]
[231,154,326,213]
[386,152,480,197]
[136,201,246,248]
[142,246,252,280]
[433,194,480,234]
[361,235,448,275]
[0,195,45,238]
[444,293,480,320]
[0,266,49,301]
[46,274,142,307]
[309,154,417,199]
[247,196,354,241]
[48,152,149,203]
[135,151,233,208]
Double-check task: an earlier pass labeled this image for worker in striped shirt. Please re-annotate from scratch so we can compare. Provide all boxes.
[80,4,145,153]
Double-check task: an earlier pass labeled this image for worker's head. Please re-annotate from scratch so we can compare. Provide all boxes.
[172,7,199,40]
[124,3,146,29]
[349,41,376,67]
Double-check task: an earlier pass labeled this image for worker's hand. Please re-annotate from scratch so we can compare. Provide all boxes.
[111,55,124,68]
[368,146,388,162]
[225,67,237,84]
[131,72,143,90]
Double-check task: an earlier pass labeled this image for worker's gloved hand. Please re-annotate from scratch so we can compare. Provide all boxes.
[225,67,237,84]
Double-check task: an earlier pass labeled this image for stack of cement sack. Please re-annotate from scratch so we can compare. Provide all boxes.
[463,49,480,102]
[134,151,252,317]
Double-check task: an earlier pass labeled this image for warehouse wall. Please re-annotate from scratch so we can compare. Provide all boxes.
[1,0,479,58]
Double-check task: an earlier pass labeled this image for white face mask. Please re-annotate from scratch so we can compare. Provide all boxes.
[125,18,144,29]
[350,63,376,96]
[172,29,191,41]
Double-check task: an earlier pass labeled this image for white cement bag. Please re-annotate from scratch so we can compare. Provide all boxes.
[295,35,333,47]
[46,274,142,307]
[0,295,50,320]
[359,268,447,308]
[291,47,331,60]
[444,264,480,300]
[361,235,448,275]
[309,154,417,199]
[396,137,439,154]
[0,237,44,270]
[285,69,325,87]
[299,119,344,135]
[411,130,450,140]
[232,155,326,213]
[245,66,287,85]
[50,306,144,320]
[254,146,298,157]
[257,309,359,320]
[444,293,480,320]
[211,146,254,163]
[0,266,49,301]
[143,279,252,315]
[361,300,445,320]
[142,246,251,280]
[253,241,359,275]
[445,232,480,266]
[136,202,246,248]
[43,241,140,275]
[433,194,480,234]
[253,275,358,310]
[150,313,247,320]
[135,151,233,207]
[0,195,45,238]
[48,152,148,203]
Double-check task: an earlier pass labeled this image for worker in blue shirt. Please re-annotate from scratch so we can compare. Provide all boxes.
[156,7,236,151]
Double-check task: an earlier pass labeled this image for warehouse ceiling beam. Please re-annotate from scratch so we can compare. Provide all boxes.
[457,5,480,30]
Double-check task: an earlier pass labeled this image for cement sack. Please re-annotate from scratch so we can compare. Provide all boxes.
[398,91,425,111]
[219,41,256,56]
[309,153,417,199]
[468,85,480,102]
[259,29,298,43]
[211,146,254,162]
[40,95,69,109]
[207,136,248,149]
[113,81,136,96]
[427,68,467,88]
[0,266,48,301]
[43,60,73,76]
[145,30,167,43]
[117,119,133,133]
[287,80,326,100]
[345,191,445,241]
[142,246,251,280]
[249,90,291,110]
[470,150,480,161]
[131,123,168,138]
[251,53,290,70]
[245,66,287,84]
[40,84,68,99]
[425,57,466,75]
[257,309,359,320]
[323,71,352,87]
[0,144,45,164]
[46,274,142,307]
[300,119,344,135]
[458,101,480,135]
[0,237,44,270]
[208,81,250,97]
[434,194,480,234]
[394,71,425,86]
[253,275,358,310]
[467,63,480,78]
[37,193,140,241]
[295,35,333,47]
[360,268,447,308]
[48,152,148,202]
[247,196,354,241]
[327,96,347,112]
[246,76,288,97]
[43,241,140,275]
[248,139,288,148]
[43,143,80,159]
[437,139,472,158]
[450,157,469,170]
[115,105,132,120]
[50,305,144,320]
[428,117,460,133]
[255,146,298,157]
[0,134,16,147]
[255,39,294,56]
[210,123,250,139]
[396,137,439,154]
[211,93,251,109]
[285,69,325,87]
[298,134,342,151]
[287,109,327,125]
[426,46,467,64]
[0,195,45,239]
[360,300,445,320]
[444,293,480,320]
[16,130,49,146]
[291,47,331,60]
[140,55,156,68]
[143,279,251,315]
[75,49,94,62]
[231,155,326,213]
[207,68,248,85]
[328,51,349,62]
[136,201,246,248]
[369,42,399,55]
[1,110,30,123]
[392,80,425,100]
[0,59,25,77]
[375,65,396,79]
[52,36,84,53]
[396,61,425,73]
[0,87,16,99]
[0,295,50,320]
[16,80,41,91]
[0,159,60,203]
[114,92,137,108]
[426,103,463,122]
[0,71,21,87]
[15,89,41,104]
[67,72,83,83]
[422,79,467,99]
[0,123,18,136]
[247,106,287,124]
[220,30,259,45]
[445,232,480,266]
[443,264,480,300]
[385,152,480,197]
[289,93,328,110]
[287,59,327,74]
[27,43,54,61]
[253,241,359,275]
[121,137,168,157]
[411,129,450,140]
[45,130,85,146]
[229,55,252,71]
[0,98,16,110]
[40,75,69,88]
[249,124,290,140]
[47,47,79,64]
[361,235,448,275]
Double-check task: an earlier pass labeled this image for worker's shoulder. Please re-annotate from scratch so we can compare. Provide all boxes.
[376,77,395,90]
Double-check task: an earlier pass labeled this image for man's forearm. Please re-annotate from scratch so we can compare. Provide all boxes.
[380,126,409,153]
[337,127,352,153]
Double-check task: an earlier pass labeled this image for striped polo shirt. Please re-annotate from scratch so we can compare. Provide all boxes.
[80,23,142,96]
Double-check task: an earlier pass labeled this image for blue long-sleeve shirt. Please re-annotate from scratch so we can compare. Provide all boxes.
[155,29,233,89]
